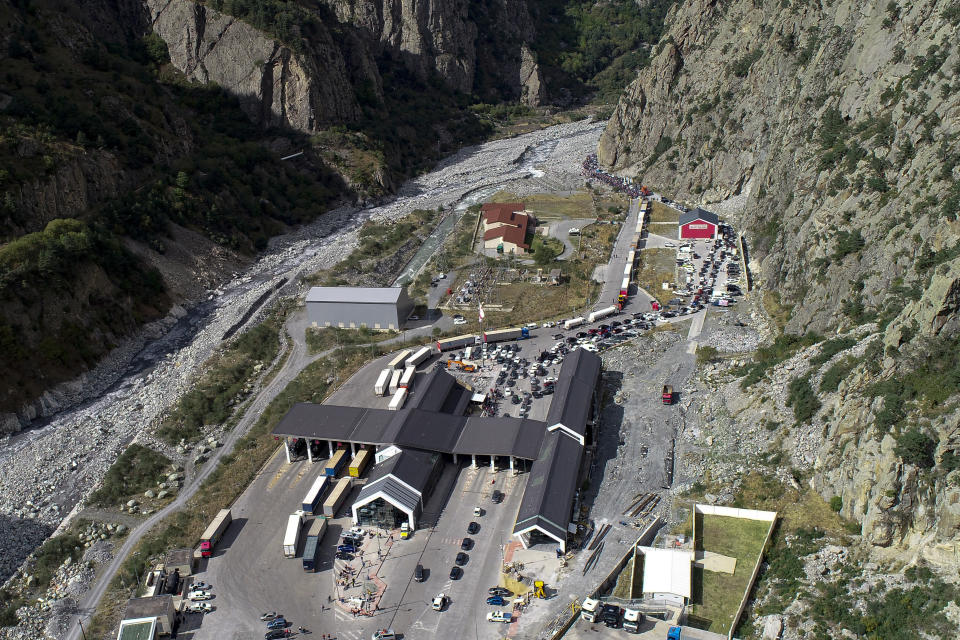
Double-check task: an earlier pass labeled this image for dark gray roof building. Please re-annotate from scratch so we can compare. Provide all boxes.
[351,449,442,529]
[306,286,414,331]
[678,208,719,226]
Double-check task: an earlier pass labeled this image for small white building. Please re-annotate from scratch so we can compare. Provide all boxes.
[638,546,693,605]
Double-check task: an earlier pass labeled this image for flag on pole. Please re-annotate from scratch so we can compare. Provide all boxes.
[478,303,485,322]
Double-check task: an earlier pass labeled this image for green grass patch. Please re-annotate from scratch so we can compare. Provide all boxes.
[786,375,821,424]
[820,356,857,392]
[636,247,677,305]
[690,513,772,634]
[88,445,171,507]
[305,326,398,355]
[810,336,857,367]
[157,313,284,444]
[737,333,820,389]
[530,235,565,265]
[646,200,680,223]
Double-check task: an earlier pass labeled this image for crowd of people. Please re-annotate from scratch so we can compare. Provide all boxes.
[581,154,648,198]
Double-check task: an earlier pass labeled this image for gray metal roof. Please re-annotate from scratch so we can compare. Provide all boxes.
[454,417,546,459]
[356,476,421,514]
[678,208,719,226]
[355,448,441,514]
[544,349,601,436]
[306,286,405,304]
[512,430,585,542]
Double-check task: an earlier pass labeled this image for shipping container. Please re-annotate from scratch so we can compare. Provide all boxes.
[323,477,352,517]
[374,368,391,396]
[387,349,412,370]
[301,518,328,571]
[283,513,303,558]
[436,334,479,352]
[324,449,347,477]
[388,369,402,394]
[301,475,329,515]
[588,306,617,323]
[564,317,585,329]
[388,387,408,411]
[399,365,415,389]
[405,346,432,368]
[199,509,232,558]
[348,449,371,478]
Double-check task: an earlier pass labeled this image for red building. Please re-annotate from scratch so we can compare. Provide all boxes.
[678,208,719,239]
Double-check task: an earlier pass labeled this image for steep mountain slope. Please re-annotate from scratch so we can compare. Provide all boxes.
[599,0,960,634]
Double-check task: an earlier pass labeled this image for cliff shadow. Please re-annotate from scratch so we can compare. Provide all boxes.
[0,513,56,584]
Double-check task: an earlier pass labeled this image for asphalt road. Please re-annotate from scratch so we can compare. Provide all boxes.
[547,218,595,261]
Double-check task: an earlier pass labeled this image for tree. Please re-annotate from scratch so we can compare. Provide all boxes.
[895,429,936,468]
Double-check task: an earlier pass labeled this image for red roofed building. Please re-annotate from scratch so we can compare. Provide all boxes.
[481,203,533,254]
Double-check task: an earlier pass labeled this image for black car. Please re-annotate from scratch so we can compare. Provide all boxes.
[450,566,462,580]
[599,324,609,330]
[415,564,425,582]
[552,333,564,340]
[576,331,587,338]
[461,538,473,550]
[610,321,621,327]
[491,490,504,503]
[543,386,554,395]
[467,522,480,534]
[336,551,353,560]
[511,395,521,405]
[265,631,289,640]
[455,552,469,566]
[533,390,543,399]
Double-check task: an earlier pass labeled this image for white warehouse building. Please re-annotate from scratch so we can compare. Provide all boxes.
[306,286,415,331]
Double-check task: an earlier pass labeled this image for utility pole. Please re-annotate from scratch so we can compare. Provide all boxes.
[77,618,88,640]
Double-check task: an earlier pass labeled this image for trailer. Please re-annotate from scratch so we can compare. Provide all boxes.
[301,475,329,515]
[436,334,479,352]
[623,263,632,278]
[301,518,328,572]
[324,449,348,477]
[388,387,408,410]
[399,365,416,389]
[405,346,432,368]
[199,509,232,558]
[588,306,617,323]
[387,349,412,370]
[564,317,585,330]
[627,249,636,265]
[374,368,391,396]
[482,327,530,343]
[388,368,402,394]
[323,477,352,517]
[283,513,303,558]
[619,276,630,301]
[348,449,371,478]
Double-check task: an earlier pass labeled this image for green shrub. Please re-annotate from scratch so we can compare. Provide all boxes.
[820,356,856,393]
[729,49,764,77]
[829,496,843,512]
[786,375,821,424]
[738,333,820,388]
[895,429,936,468]
[697,345,719,364]
[811,337,857,367]
[89,444,171,507]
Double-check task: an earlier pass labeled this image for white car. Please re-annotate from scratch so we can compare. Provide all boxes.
[453,317,467,325]
[487,611,513,623]
[187,590,212,601]
[541,321,555,328]
[349,526,366,537]
[188,602,213,613]
[431,593,448,611]
[371,630,396,640]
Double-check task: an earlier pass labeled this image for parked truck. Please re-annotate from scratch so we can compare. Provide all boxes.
[323,477,352,517]
[301,518,327,572]
[388,368,402,394]
[405,346,432,368]
[283,513,303,558]
[437,334,479,352]
[388,387,408,410]
[374,368,391,396]
[623,608,642,633]
[199,509,232,558]
[399,365,416,389]
[324,449,347,477]
[662,384,674,405]
[387,349,412,370]
[482,327,530,343]
[580,597,600,622]
[588,306,617,323]
[564,317,585,330]
[348,449,371,478]
[301,475,329,515]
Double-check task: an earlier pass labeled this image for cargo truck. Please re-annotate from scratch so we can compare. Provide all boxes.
[301,518,328,572]
[399,365,415,389]
[564,317,585,330]
[387,349,412,370]
[323,477,352,517]
[324,449,347,477]
[301,475,329,515]
[619,276,630,301]
[388,369,402,394]
[348,449,371,477]
[623,608,642,633]
[405,346,432,368]
[482,327,530,343]
[283,513,303,558]
[436,334,480,352]
[662,384,674,405]
[199,509,232,558]
[588,306,617,323]
[388,387,408,410]
[580,597,600,622]
[374,368,391,396]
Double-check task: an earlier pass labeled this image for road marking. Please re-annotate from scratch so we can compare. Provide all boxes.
[686,340,697,354]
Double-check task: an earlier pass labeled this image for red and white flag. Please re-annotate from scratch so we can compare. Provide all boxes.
[478,303,485,322]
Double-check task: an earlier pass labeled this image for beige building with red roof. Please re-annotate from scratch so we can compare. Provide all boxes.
[481,202,533,254]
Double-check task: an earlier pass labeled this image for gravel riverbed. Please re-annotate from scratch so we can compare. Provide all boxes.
[0,119,604,637]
